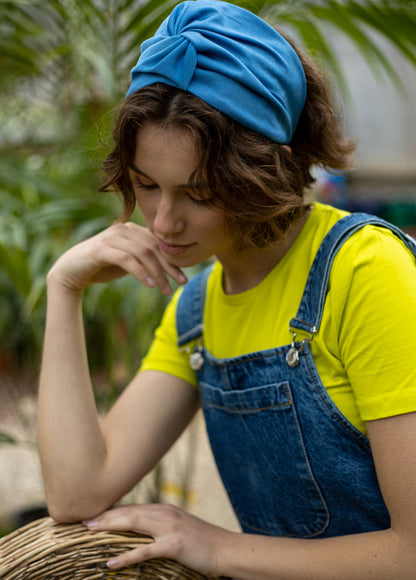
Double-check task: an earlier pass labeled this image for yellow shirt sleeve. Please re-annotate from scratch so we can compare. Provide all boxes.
[328,225,416,422]
[140,288,199,388]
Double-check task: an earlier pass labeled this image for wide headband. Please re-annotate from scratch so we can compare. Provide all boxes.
[126,0,307,144]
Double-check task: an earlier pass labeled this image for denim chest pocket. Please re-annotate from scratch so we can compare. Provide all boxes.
[201,380,329,537]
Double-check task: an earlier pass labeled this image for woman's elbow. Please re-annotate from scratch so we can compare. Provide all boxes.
[46,494,110,524]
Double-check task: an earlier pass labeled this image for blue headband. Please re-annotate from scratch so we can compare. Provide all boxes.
[126,0,306,144]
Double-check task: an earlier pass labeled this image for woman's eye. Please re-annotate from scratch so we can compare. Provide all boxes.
[185,191,212,206]
[133,176,158,190]
[132,176,211,205]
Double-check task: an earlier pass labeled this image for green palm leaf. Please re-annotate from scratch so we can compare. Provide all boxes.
[259,0,416,89]
[0,432,19,446]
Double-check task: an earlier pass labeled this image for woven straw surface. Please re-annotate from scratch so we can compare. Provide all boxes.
[0,517,216,579]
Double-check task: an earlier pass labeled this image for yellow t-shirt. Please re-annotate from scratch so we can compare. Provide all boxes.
[141,203,416,435]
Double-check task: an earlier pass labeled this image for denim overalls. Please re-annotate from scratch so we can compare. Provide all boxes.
[176,213,416,538]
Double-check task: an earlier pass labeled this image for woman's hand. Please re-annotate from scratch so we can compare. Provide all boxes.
[83,503,233,577]
[48,222,187,295]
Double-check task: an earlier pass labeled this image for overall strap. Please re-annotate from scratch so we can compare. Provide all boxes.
[290,213,416,336]
[176,263,214,347]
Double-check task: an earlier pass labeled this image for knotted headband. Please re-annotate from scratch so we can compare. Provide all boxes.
[126,0,307,144]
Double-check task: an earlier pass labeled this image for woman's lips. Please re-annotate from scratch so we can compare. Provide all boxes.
[157,238,195,256]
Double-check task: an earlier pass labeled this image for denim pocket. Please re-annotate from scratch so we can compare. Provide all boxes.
[201,381,329,537]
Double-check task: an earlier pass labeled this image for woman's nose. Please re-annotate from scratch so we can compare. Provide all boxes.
[153,194,185,235]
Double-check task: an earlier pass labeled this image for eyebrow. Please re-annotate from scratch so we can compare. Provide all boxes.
[129,163,152,179]
[129,162,207,190]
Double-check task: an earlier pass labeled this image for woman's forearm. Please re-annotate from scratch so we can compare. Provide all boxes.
[37,274,108,521]
[84,501,416,579]
[218,527,414,580]
[37,224,191,522]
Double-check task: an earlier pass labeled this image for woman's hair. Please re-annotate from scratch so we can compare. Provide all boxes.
[100,34,355,251]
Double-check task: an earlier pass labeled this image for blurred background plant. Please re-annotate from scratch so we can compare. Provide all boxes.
[0,0,416,529]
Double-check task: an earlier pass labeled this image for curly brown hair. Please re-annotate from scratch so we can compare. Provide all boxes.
[100,34,355,251]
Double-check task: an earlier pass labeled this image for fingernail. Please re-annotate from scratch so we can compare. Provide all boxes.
[107,558,119,569]
[146,277,156,287]
[83,519,99,529]
[164,284,173,294]
[178,273,188,283]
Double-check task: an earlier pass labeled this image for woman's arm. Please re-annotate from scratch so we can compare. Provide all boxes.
[85,411,416,579]
[37,222,198,522]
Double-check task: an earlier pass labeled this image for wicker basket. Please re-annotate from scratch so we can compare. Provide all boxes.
[0,517,217,579]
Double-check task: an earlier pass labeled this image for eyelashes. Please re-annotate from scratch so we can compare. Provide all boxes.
[132,176,212,206]
[133,176,157,191]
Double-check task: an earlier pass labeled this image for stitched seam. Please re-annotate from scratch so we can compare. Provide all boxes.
[287,384,330,536]
[210,348,291,368]
[177,323,203,344]
[304,353,370,450]
[204,402,291,412]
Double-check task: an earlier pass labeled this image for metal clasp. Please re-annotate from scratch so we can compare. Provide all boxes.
[286,325,317,368]
[180,339,204,371]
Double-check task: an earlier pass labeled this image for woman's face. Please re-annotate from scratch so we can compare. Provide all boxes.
[130,122,236,268]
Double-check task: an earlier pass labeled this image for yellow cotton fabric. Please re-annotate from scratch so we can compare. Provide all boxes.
[141,203,416,435]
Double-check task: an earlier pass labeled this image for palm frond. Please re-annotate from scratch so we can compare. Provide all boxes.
[260,0,416,89]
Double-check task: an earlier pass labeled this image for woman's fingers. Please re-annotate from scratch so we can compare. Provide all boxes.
[83,504,225,576]
[106,539,175,570]
[117,223,189,289]
[84,503,177,534]
[49,222,188,294]
[91,244,172,294]
[84,504,182,568]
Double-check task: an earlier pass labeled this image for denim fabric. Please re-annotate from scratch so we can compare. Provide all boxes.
[176,213,416,538]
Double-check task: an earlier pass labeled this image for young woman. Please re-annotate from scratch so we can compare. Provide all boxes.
[37,1,416,577]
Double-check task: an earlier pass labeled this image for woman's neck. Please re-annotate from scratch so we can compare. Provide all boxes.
[218,207,311,295]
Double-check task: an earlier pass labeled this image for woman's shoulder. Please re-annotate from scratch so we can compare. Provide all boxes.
[308,202,415,270]
[337,216,416,272]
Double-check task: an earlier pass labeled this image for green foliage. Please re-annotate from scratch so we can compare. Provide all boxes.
[0,145,170,386]
[0,147,109,366]
[249,0,416,89]
[0,432,18,446]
